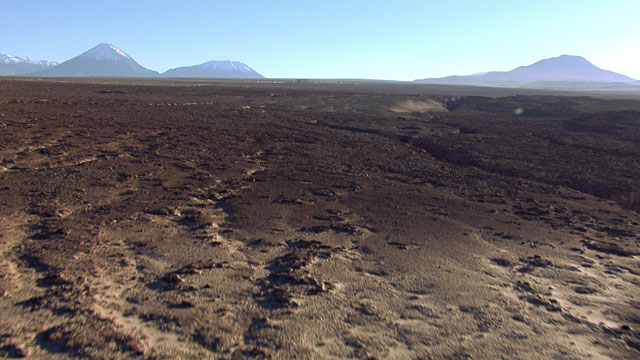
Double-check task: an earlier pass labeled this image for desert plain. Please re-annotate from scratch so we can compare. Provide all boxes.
[0,78,639,359]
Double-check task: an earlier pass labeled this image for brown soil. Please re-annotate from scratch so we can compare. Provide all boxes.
[0,78,639,359]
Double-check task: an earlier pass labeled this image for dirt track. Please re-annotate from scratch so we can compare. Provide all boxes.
[1,79,639,359]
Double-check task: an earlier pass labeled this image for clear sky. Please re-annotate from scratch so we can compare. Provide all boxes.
[2,0,638,80]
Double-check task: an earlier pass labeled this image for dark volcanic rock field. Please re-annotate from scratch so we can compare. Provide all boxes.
[0,79,639,359]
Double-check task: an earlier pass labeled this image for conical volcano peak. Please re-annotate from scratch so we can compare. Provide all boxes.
[81,43,132,62]
[32,43,158,77]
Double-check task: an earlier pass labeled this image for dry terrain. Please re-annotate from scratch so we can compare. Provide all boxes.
[0,78,639,359]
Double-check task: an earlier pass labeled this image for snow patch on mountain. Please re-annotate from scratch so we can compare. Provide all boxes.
[199,60,252,72]
[81,43,132,62]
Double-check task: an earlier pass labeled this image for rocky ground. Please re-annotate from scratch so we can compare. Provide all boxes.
[0,78,639,359]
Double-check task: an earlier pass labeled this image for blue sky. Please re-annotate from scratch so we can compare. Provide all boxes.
[2,0,638,80]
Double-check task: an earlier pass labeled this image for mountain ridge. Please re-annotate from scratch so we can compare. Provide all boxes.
[0,53,58,75]
[416,55,635,86]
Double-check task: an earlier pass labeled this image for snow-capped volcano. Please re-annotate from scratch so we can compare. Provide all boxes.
[0,53,58,75]
[162,60,264,78]
[32,43,158,77]
[81,43,133,62]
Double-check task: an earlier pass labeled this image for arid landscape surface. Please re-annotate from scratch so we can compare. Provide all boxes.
[0,78,639,359]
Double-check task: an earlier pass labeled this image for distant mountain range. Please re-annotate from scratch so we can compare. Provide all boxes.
[416,55,636,86]
[3,43,264,78]
[2,46,637,85]
[0,54,58,75]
